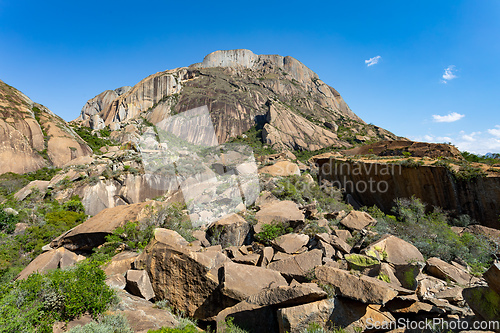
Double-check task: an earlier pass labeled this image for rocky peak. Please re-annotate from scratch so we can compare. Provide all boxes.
[0,80,92,174]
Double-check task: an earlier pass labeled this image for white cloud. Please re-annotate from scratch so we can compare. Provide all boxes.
[487,125,500,137]
[365,56,381,67]
[441,65,457,83]
[423,135,434,141]
[432,112,465,123]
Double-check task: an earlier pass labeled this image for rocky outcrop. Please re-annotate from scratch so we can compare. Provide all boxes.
[16,247,84,280]
[0,80,92,174]
[343,140,462,159]
[76,50,398,150]
[314,156,500,229]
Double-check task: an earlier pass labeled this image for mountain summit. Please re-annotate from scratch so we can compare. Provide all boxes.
[76,49,398,151]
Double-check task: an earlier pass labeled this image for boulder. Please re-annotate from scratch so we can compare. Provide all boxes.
[435,287,464,303]
[246,283,327,307]
[51,201,160,251]
[105,274,127,290]
[268,249,323,281]
[484,263,500,295]
[259,161,301,176]
[315,266,399,305]
[258,246,274,267]
[134,228,231,319]
[426,257,475,285]
[254,200,305,232]
[17,247,84,280]
[272,233,309,254]
[102,251,138,276]
[233,253,260,265]
[332,229,352,243]
[344,254,381,277]
[363,234,424,265]
[14,180,50,201]
[126,270,155,301]
[385,299,445,315]
[339,210,376,231]
[462,286,500,321]
[255,190,280,208]
[221,262,288,301]
[277,298,395,333]
[207,213,250,247]
[329,235,352,254]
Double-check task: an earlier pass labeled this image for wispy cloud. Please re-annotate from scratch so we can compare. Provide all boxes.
[432,112,465,123]
[487,125,500,137]
[365,56,381,67]
[441,65,457,83]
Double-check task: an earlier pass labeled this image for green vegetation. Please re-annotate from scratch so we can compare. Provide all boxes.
[453,164,487,181]
[227,125,277,156]
[0,260,116,333]
[72,126,117,154]
[269,174,349,212]
[67,314,132,333]
[462,151,500,165]
[254,223,293,244]
[366,197,497,273]
[302,322,348,333]
[0,206,18,234]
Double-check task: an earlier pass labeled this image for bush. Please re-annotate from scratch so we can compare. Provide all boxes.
[367,197,497,273]
[0,260,115,333]
[254,223,293,244]
[0,206,18,234]
[62,196,85,213]
[67,314,132,333]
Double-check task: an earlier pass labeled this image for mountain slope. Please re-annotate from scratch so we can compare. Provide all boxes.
[76,49,398,150]
[0,80,92,174]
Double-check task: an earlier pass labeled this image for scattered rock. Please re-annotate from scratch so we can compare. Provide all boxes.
[339,210,376,231]
[268,249,323,281]
[315,265,399,305]
[208,213,250,247]
[483,262,500,295]
[103,251,138,276]
[272,233,309,254]
[105,274,126,290]
[462,286,500,321]
[254,200,305,232]
[221,262,288,301]
[17,247,84,280]
[363,234,424,265]
[426,257,475,285]
[126,269,155,301]
[259,161,301,176]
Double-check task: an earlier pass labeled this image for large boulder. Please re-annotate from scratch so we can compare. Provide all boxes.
[17,247,84,280]
[14,180,50,201]
[484,263,500,295]
[462,286,500,321]
[363,234,424,265]
[134,228,231,319]
[221,262,288,301]
[315,266,399,305]
[102,251,138,276]
[207,213,250,247]
[277,298,395,333]
[51,201,160,251]
[254,200,305,232]
[426,257,475,285]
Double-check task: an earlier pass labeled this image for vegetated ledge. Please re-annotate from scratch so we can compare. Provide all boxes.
[312,154,500,230]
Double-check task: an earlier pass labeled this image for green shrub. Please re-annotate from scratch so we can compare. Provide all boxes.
[19,210,86,257]
[0,206,18,234]
[62,196,85,213]
[367,197,497,273]
[0,260,115,333]
[254,223,293,244]
[72,126,116,154]
[147,324,199,333]
[453,164,487,181]
[67,313,132,333]
[24,167,61,182]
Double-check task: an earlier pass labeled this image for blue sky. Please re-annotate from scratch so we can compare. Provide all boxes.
[1,1,499,154]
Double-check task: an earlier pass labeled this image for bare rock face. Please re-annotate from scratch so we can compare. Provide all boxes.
[268,249,323,282]
[272,233,310,254]
[484,263,500,295]
[134,228,231,319]
[262,101,347,151]
[254,200,305,232]
[207,213,250,247]
[0,80,92,174]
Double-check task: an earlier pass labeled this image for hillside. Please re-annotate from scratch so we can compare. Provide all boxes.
[0,80,92,174]
[74,49,399,151]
